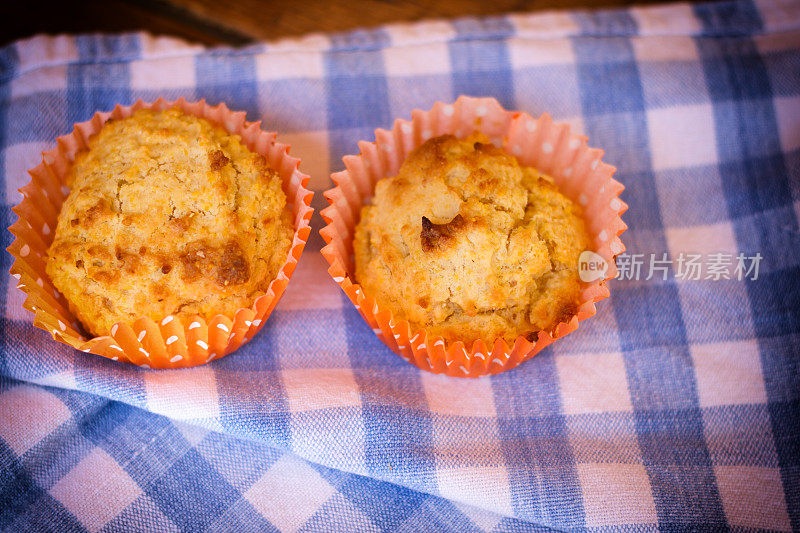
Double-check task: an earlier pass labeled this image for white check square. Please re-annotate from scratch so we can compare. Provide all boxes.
[145,366,220,419]
[245,454,336,533]
[282,368,360,411]
[384,20,456,47]
[630,4,701,35]
[5,141,49,204]
[715,465,792,531]
[508,12,579,37]
[691,340,768,407]
[16,35,78,69]
[578,463,658,527]
[632,35,699,63]
[50,447,142,532]
[436,466,512,516]
[383,42,451,77]
[666,221,738,259]
[647,104,719,172]
[509,38,575,68]
[0,385,71,455]
[421,373,497,417]
[11,66,69,98]
[130,56,196,90]
[256,50,325,81]
[557,352,633,415]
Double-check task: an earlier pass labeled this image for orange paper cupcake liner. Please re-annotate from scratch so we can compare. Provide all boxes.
[320,96,627,377]
[7,98,314,369]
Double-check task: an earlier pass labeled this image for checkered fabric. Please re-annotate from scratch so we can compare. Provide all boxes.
[1,0,799,530]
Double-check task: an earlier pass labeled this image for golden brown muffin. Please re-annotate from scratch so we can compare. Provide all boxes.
[354,133,589,345]
[46,108,293,337]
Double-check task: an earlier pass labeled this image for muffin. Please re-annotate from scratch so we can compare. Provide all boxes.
[321,96,626,377]
[45,107,294,337]
[354,133,589,346]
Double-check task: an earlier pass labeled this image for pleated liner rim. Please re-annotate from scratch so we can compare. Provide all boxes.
[320,96,628,378]
[7,97,314,369]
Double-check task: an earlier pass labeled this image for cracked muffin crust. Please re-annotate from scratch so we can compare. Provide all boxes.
[46,108,293,337]
[354,133,590,345]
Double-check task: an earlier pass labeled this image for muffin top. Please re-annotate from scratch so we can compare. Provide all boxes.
[46,108,293,337]
[354,133,589,345]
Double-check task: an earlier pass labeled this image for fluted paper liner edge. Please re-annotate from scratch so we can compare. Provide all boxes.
[320,96,627,377]
[7,98,314,369]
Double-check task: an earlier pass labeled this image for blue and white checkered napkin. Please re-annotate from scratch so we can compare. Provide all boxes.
[2,0,799,530]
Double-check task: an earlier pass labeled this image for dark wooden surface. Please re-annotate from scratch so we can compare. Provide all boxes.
[4,0,688,48]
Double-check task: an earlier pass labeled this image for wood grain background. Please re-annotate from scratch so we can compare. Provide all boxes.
[3,0,688,47]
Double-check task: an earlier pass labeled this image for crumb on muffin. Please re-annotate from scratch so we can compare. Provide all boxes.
[46,108,294,336]
[353,133,590,345]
